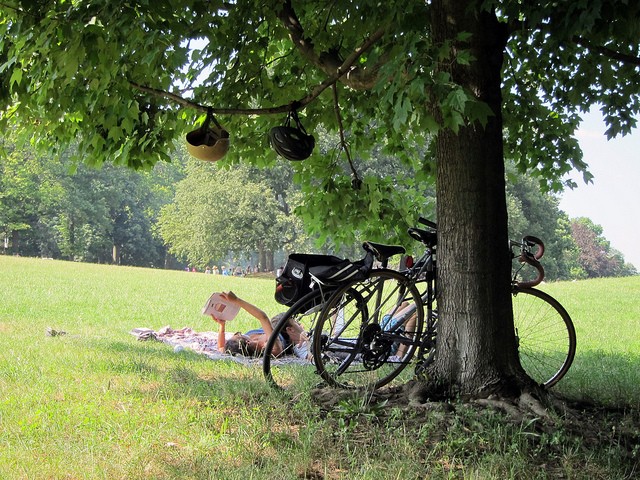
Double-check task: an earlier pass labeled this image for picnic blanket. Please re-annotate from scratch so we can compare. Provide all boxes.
[130,326,308,366]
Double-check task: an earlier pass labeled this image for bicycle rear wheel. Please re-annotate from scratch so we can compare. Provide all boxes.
[263,288,332,390]
[512,287,576,388]
[313,270,424,390]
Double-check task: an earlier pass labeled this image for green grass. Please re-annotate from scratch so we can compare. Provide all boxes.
[0,256,638,479]
[536,278,640,406]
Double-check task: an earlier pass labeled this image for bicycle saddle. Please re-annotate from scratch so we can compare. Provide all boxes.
[362,241,406,262]
[408,228,437,247]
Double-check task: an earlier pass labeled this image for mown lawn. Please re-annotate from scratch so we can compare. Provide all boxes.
[0,256,638,479]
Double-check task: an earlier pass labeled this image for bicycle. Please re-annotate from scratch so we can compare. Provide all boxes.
[510,236,577,387]
[262,243,406,390]
[310,218,437,390]
[311,218,576,390]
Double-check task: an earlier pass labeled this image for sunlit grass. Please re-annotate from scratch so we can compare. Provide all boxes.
[0,255,638,479]
[537,277,640,406]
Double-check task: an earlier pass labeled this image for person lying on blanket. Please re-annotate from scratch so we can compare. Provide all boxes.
[210,291,309,358]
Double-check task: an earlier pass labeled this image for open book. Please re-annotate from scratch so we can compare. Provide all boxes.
[201,292,240,321]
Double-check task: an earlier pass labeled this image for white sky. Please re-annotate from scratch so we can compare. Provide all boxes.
[559,109,640,269]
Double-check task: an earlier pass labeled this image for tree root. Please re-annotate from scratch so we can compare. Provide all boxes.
[474,397,525,422]
[518,391,553,421]
[310,380,577,428]
[308,383,640,475]
[470,391,560,424]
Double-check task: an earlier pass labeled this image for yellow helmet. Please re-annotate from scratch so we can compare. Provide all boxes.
[185,111,230,161]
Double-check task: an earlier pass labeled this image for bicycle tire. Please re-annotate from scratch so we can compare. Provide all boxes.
[512,287,576,388]
[263,288,333,390]
[313,269,424,390]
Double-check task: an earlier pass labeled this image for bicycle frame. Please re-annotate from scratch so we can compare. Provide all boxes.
[311,217,574,390]
[321,228,439,375]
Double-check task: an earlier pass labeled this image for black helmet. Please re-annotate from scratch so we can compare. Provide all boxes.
[269,110,315,161]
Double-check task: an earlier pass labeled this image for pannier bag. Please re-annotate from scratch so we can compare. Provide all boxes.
[274,253,369,306]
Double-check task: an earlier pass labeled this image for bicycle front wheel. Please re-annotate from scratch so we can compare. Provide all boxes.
[263,288,333,390]
[313,270,424,390]
[512,287,576,388]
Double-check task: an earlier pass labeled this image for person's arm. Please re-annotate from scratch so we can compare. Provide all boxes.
[211,315,227,353]
[220,291,273,335]
[219,291,283,356]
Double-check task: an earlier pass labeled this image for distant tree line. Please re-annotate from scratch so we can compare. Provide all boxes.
[1,137,636,278]
[1,138,180,267]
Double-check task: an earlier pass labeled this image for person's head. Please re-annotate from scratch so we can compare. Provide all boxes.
[276,314,304,344]
[268,312,304,348]
[225,333,259,357]
[270,313,286,329]
[285,318,304,339]
[267,313,288,342]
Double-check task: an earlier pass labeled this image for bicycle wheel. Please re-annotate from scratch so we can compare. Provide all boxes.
[415,309,437,377]
[263,288,332,390]
[313,269,424,390]
[512,287,576,388]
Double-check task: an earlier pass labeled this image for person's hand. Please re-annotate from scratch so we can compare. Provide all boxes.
[220,291,239,304]
[211,315,225,326]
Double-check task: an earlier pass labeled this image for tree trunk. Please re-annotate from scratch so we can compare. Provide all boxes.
[430,1,529,396]
[259,247,267,272]
[266,250,275,272]
[11,230,19,255]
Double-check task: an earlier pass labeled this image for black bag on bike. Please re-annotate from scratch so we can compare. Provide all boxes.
[275,253,349,306]
[275,253,372,306]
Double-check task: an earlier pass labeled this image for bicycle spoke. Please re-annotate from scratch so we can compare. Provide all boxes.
[512,287,576,388]
[313,270,424,390]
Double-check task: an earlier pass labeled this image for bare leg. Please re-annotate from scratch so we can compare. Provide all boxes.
[395,313,417,359]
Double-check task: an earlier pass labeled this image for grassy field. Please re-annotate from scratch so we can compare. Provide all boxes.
[0,255,638,479]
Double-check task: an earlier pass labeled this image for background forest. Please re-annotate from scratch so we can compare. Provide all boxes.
[1,133,635,280]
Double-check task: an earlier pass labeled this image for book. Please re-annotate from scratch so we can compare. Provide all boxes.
[201,292,240,321]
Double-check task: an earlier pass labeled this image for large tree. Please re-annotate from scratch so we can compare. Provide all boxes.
[1,1,638,400]
[157,161,292,270]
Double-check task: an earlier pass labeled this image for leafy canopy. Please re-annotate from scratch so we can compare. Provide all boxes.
[1,1,639,240]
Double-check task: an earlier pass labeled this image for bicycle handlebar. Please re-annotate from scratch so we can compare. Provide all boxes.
[511,235,545,288]
[516,252,545,288]
[418,217,437,230]
[522,235,544,260]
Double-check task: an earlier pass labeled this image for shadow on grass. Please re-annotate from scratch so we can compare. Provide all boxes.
[97,337,640,410]
[96,338,276,404]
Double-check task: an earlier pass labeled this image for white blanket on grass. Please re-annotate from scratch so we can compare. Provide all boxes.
[130,326,308,366]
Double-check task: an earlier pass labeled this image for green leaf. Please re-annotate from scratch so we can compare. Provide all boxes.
[9,68,22,88]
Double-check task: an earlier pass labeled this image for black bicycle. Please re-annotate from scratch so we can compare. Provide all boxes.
[310,219,576,390]
[310,218,436,390]
[510,236,577,387]
[263,243,406,390]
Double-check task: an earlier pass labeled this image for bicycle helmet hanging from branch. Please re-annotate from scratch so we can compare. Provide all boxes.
[269,108,315,161]
[185,108,230,161]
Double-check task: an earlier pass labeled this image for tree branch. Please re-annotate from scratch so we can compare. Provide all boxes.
[332,83,360,186]
[129,81,297,115]
[128,19,386,115]
[276,0,386,90]
[573,36,640,67]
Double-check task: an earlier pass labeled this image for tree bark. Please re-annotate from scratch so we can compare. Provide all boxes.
[430,1,529,396]
[258,247,267,272]
[265,250,275,272]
